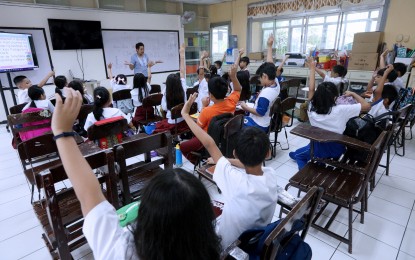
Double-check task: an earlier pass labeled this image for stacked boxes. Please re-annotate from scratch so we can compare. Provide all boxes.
[348,32,383,71]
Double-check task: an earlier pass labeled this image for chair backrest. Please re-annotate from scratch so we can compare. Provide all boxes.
[262,186,323,259]
[17,133,57,167]
[7,109,52,143]
[287,78,301,99]
[87,117,128,148]
[114,132,173,204]
[186,86,199,99]
[9,103,27,114]
[280,97,297,127]
[150,84,161,94]
[142,93,163,107]
[170,102,198,120]
[223,114,244,158]
[112,89,132,101]
[268,97,282,134]
[278,81,289,101]
[40,149,118,258]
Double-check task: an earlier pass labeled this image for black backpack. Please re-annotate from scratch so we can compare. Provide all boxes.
[343,111,397,161]
[207,113,233,157]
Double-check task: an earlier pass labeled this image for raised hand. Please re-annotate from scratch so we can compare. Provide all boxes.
[267,34,274,47]
[52,87,83,135]
[107,63,112,69]
[182,93,198,116]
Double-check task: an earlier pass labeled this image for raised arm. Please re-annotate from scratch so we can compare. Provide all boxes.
[307,57,317,100]
[366,71,377,94]
[107,63,113,80]
[277,55,290,71]
[38,70,55,88]
[229,64,241,92]
[199,51,207,69]
[147,61,155,84]
[314,67,327,79]
[266,34,274,63]
[379,49,389,69]
[179,43,186,79]
[344,91,370,112]
[373,64,394,102]
[51,88,106,216]
[235,48,244,67]
[221,50,227,63]
[182,93,223,163]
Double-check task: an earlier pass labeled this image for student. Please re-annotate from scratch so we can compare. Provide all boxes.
[314,64,347,90]
[214,60,223,76]
[368,65,398,117]
[13,70,55,104]
[289,58,370,169]
[196,51,210,111]
[68,80,90,105]
[379,50,407,90]
[107,63,131,93]
[50,88,221,260]
[84,87,131,131]
[365,67,398,102]
[276,55,290,83]
[153,44,187,134]
[22,85,55,113]
[54,75,68,90]
[239,56,250,76]
[180,64,242,164]
[131,68,153,124]
[181,93,279,248]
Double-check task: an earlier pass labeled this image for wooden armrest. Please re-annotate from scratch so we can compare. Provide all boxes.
[290,124,372,151]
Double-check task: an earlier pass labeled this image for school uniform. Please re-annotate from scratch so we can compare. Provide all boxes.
[131,84,153,124]
[83,201,137,260]
[111,79,131,93]
[84,107,131,131]
[196,78,209,111]
[393,77,405,91]
[18,89,30,104]
[369,99,389,117]
[214,156,279,248]
[22,100,55,113]
[290,103,362,169]
[130,53,149,76]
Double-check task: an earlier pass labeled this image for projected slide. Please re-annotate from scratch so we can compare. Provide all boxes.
[0,32,39,73]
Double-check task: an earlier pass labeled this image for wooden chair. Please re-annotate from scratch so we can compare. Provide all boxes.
[135,93,163,128]
[268,97,296,156]
[287,78,301,99]
[7,109,53,147]
[9,102,28,114]
[87,117,129,148]
[222,186,323,260]
[150,84,161,94]
[186,85,199,100]
[278,81,289,101]
[112,89,134,115]
[285,124,388,253]
[170,102,198,141]
[114,132,173,205]
[380,104,413,175]
[34,149,119,259]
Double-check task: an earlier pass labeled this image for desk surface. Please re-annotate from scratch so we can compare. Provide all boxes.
[290,123,372,151]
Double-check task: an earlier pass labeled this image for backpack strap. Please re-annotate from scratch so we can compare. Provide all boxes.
[371,98,383,107]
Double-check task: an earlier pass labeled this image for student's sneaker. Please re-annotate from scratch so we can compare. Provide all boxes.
[289,151,296,161]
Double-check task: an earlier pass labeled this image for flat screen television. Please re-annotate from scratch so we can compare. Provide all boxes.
[0,32,39,73]
[48,19,103,50]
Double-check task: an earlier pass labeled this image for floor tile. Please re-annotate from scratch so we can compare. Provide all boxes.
[397,251,415,260]
[0,226,46,259]
[379,175,415,195]
[0,210,40,242]
[304,235,336,260]
[0,183,31,205]
[308,215,346,248]
[367,195,411,226]
[400,228,415,257]
[330,250,357,260]
[19,246,52,260]
[407,210,415,231]
[370,183,415,209]
[0,174,28,192]
[0,195,33,222]
[337,229,399,259]
[352,212,405,249]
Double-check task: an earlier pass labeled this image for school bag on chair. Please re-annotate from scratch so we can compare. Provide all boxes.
[238,218,312,260]
[207,113,233,157]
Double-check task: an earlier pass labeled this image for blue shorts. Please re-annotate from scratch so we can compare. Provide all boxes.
[243,116,269,133]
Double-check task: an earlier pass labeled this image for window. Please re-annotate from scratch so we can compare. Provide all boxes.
[253,8,381,55]
[211,24,229,62]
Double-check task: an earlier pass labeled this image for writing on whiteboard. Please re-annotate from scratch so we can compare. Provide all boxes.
[0,32,38,72]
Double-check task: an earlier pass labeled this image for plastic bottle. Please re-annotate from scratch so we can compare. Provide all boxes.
[175,143,183,167]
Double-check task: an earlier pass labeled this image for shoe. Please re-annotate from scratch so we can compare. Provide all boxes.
[289,151,296,161]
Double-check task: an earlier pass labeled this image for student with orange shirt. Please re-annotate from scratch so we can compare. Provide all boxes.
[180,64,241,164]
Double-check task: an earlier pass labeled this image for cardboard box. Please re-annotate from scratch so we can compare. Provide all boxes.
[352,42,380,53]
[353,32,384,44]
[348,53,378,71]
[248,52,264,60]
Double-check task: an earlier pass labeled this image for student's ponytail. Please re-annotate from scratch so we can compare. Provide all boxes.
[93,87,110,121]
[133,73,148,103]
[27,85,44,108]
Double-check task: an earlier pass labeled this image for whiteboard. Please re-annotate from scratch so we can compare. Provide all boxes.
[101,30,179,77]
[0,27,53,88]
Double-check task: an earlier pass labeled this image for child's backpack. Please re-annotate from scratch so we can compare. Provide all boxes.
[20,108,52,142]
[207,113,233,157]
[394,88,415,122]
[238,218,312,260]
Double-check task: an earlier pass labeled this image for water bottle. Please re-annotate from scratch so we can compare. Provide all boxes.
[175,143,183,167]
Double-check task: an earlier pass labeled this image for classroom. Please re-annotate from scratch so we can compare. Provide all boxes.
[0,0,415,259]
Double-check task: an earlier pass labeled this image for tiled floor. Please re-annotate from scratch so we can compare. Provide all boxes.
[1,121,415,260]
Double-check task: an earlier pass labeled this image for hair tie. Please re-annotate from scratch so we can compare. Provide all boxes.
[117,78,125,85]
[96,95,101,99]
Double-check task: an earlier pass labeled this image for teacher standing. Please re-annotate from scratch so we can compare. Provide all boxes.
[125,42,150,77]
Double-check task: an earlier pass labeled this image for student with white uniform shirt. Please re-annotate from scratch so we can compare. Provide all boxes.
[13,71,55,104]
[289,58,370,169]
[22,85,55,113]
